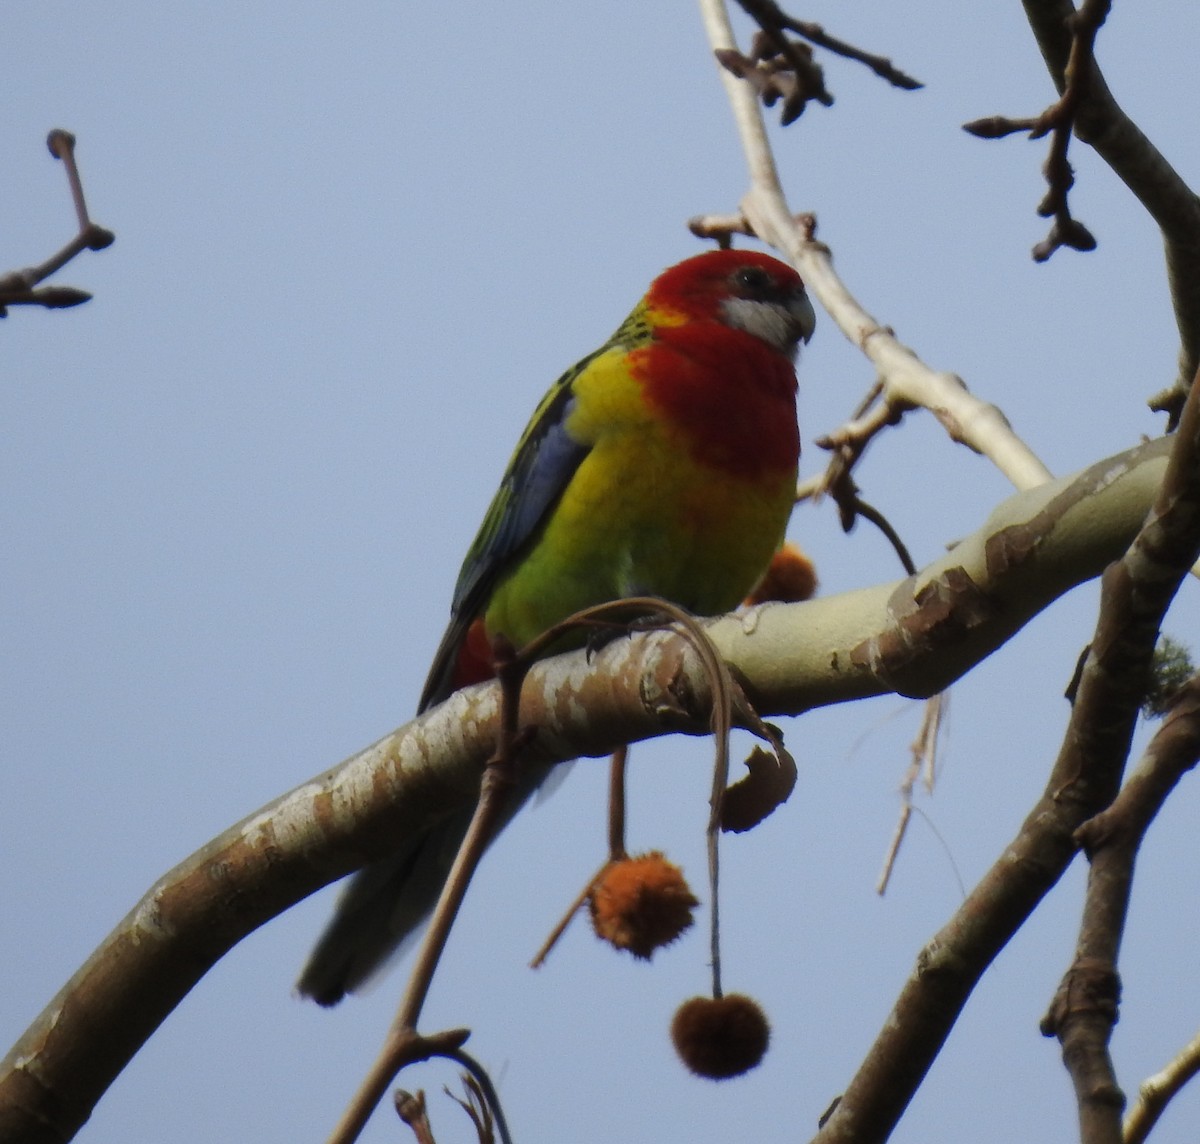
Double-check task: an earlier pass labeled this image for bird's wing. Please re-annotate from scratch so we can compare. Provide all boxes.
[417,347,606,712]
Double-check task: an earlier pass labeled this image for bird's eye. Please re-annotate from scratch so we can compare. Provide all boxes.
[733,265,772,292]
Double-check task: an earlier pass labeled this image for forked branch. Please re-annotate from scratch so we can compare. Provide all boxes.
[0,131,114,316]
[695,0,1054,494]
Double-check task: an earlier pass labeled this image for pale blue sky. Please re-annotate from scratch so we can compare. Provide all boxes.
[4,3,1199,1142]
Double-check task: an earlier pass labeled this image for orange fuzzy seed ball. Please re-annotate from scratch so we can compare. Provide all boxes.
[588,851,698,959]
[744,542,817,606]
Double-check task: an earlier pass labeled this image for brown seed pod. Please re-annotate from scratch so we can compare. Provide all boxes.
[670,993,771,1079]
[588,851,698,959]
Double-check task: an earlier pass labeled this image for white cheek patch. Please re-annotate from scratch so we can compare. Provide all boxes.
[720,297,802,359]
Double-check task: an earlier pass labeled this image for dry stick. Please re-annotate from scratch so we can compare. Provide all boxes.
[529,744,628,969]
[442,1067,497,1144]
[875,691,948,896]
[0,130,115,313]
[529,869,604,969]
[1125,1025,1200,1144]
[326,641,530,1144]
[813,473,946,897]
[1043,672,1200,1144]
[441,1048,507,1144]
[830,483,950,892]
[812,367,1200,1144]
[608,744,629,857]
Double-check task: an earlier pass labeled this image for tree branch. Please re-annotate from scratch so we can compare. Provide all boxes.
[695,0,1054,492]
[0,434,1177,1144]
[0,131,114,316]
[1021,0,1200,417]
[1042,675,1200,1144]
[1125,1024,1200,1144]
[1040,370,1200,1143]
[813,372,1200,1144]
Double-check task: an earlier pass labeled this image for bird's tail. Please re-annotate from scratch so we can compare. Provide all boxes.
[296,760,559,1006]
[296,807,474,1006]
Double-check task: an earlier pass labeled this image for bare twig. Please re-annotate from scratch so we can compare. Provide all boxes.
[806,455,916,578]
[1124,1025,1200,1144]
[1021,0,1200,418]
[724,0,921,126]
[742,0,921,89]
[875,692,949,895]
[696,0,1054,493]
[394,1091,436,1144]
[964,0,1110,262]
[327,638,530,1144]
[529,861,609,969]
[0,131,115,317]
[528,743,630,968]
[441,1051,508,1144]
[804,451,946,897]
[444,1069,497,1144]
[719,0,926,130]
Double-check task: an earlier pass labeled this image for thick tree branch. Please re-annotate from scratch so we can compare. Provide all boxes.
[0,435,1176,1144]
[1041,675,1200,1144]
[813,373,1200,1144]
[1040,372,1200,1143]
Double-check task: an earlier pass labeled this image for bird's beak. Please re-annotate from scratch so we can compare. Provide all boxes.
[791,290,816,345]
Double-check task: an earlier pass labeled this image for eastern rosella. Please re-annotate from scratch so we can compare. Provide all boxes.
[298,249,815,1004]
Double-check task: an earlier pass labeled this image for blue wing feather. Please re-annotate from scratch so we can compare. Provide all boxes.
[417,351,600,711]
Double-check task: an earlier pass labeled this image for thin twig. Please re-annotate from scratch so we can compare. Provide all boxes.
[529,861,611,969]
[528,742,630,968]
[722,0,920,126]
[738,0,922,89]
[964,1,1110,262]
[327,640,531,1143]
[0,131,115,316]
[1124,1025,1200,1144]
[607,745,629,858]
[442,1048,511,1144]
[696,0,1054,493]
[875,692,949,895]
[1020,0,1200,416]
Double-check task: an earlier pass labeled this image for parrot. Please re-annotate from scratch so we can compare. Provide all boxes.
[298,248,815,1005]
